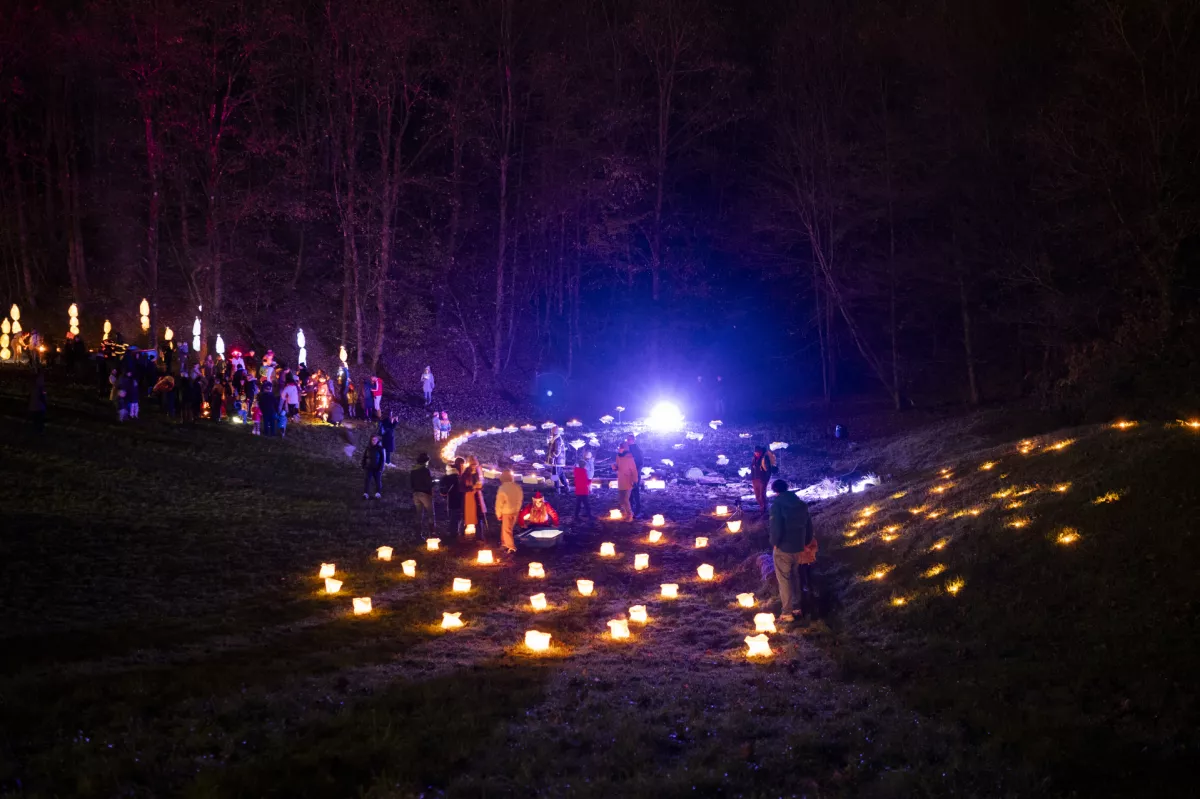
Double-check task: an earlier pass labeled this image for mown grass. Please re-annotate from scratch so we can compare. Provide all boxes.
[2,371,1194,797]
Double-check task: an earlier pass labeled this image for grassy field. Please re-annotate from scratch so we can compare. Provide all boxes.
[2,370,1197,797]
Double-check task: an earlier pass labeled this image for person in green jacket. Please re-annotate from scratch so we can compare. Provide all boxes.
[769,478,817,621]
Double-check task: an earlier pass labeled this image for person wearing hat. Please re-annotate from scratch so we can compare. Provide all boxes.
[517,491,559,530]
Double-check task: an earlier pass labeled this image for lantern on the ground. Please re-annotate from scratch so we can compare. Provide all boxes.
[353,597,372,615]
[139,298,150,332]
[695,537,708,548]
[576,579,594,596]
[715,505,729,516]
[215,335,224,356]
[338,345,348,365]
[697,564,715,581]
[191,317,201,351]
[661,583,679,598]
[608,509,622,520]
[634,553,649,571]
[476,550,494,565]
[324,578,342,594]
[452,577,471,593]
[530,593,548,611]
[441,612,464,629]
[607,619,631,640]
[402,559,416,577]
[465,524,476,536]
[608,480,619,489]
[726,520,742,533]
[648,530,662,544]
[754,613,776,633]
[644,479,666,490]
[737,593,755,608]
[377,546,393,561]
[744,634,772,658]
[599,542,616,557]
[427,538,440,551]
[651,514,665,527]
[104,319,112,341]
[528,562,545,578]
[525,630,552,652]
[319,563,336,578]
[629,605,648,623]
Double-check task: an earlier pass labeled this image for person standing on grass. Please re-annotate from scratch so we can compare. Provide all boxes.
[494,471,523,553]
[379,412,397,466]
[625,434,644,517]
[421,366,435,406]
[615,442,638,521]
[751,445,778,515]
[280,377,300,419]
[258,381,278,437]
[441,457,465,540]
[362,434,385,499]
[462,456,488,540]
[769,478,818,621]
[411,453,436,531]
[572,460,593,522]
[439,410,451,441]
[369,374,383,420]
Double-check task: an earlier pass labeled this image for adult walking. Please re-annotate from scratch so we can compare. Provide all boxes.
[615,442,639,521]
[258,381,278,437]
[379,412,398,466]
[625,434,644,517]
[421,366,435,406]
[411,453,436,531]
[751,444,778,515]
[361,434,385,499]
[494,471,523,553]
[769,479,818,621]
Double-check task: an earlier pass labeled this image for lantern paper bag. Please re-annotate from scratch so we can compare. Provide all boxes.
[599,542,616,557]
[324,578,342,594]
[726,520,743,533]
[745,634,772,658]
[715,505,729,516]
[528,562,545,578]
[648,530,663,543]
[319,563,336,579]
[754,613,776,633]
[476,550,494,565]
[607,619,631,640]
[697,564,715,581]
[530,593,548,611]
[376,546,393,561]
[465,524,476,536]
[441,612,464,629]
[629,605,648,624]
[608,509,623,520]
[661,583,679,598]
[525,630,552,651]
[353,597,373,615]
[695,537,708,549]
[452,578,472,593]
[401,560,417,577]
[651,514,665,527]
[427,538,441,551]
[737,593,756,608]
[576,579,595,596]
[634,553,649,571]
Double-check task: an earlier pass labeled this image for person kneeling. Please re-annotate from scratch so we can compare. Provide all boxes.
[518,491,559,531]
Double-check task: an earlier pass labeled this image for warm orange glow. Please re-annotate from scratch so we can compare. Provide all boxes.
[476,550,494,565]
[726,520,742,533]
[1053,483,1071,493]
[754,613,776,633]
[629,605,648,623]
[930,484,952,494]
[980,461,996,471]
[1111,420,1137,430]
[930,539,948,551]
[868,565,891,580]
[352,597,372,615]
[576,579,594,596]
[744,634,772,658]
[908,505,929,515]
[891,491,908,499]
[697,564,715,581]
[607,619,631,640]
[441,612,464,629]
[923,564,946,579]
[1056,528,1081,545]
[737,593,755,608]
[530,593,548,611]
[1008,517,1030,529]
[401,560,416,577]
[945,578,965,595]
[524,630,551,652]
[715,505,730,516]
[608,509,623,520]
[860,506,878,518]
[634,553,649,570]
[661,583,679,598]
[651,514,665,527]
[695,537,708,548]
[926,510,944,519]
[376,546,393,561]
[324,578,342,594]
[1006,501,1025,510]
[528,562,545,578]
[599,542,616,557]
[319,563,335,579]
[648,530,663,543]
[452,578,471,592]
[427,538,441,551]
[1093,492,1121,504]
[891,596,908,607]
[1044,439,1075,452]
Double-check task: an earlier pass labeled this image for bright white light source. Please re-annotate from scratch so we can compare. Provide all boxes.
[634,553,649,570]
[376,546,393,561]
[737,593,755,608]
[319,563,335,579]
[352,597,372,615]
[754,613,776,632]
[599,542,616,557]
[215,335,224,356]
[647,401,684,432]
[629,605,648,623]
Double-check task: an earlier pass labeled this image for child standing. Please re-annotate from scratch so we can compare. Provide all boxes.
[252,402,262,435]
[439,410,451,441]
[432,410,442,441]
[572,460,593,522]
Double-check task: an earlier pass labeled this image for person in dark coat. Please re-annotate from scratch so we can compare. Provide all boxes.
[258,381,278,437]
[410,453,436,531]
[362,434,385,499]
[379,412,398,466]
[769,479,817,621]
[440,458,465,540]
[625,434,645,517]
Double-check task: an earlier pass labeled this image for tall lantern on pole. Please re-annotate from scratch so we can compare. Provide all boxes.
[103,320,112,341]
[9,304,20,335]
[215,334,225,357]
[0,317,10,360]
[68,303,80,337]
[139,298,150,332]
[192,317,201,353]
[297,328,307,366]
[338,345,348,366]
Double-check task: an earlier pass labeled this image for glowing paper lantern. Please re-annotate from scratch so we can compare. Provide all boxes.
[465,524,477,536]
[338,345,348,365]
[744,634,772,658]
[528,562,545,578]
[697,564,715,581]
[754,613,776,633]
[476,549,494,565]
[695,537,708,549]
[139,298,150,332]
[530,592,548,611]
[324,578,342,594]
[634,553,649,570]
[599,542,616,557]
[660,583,679,598]
[576,579,595,596]
[726,520,742,533]
[401,559,416,577]
[608,509,622,520]
[1,319,8,334]
[296,328,306,349]
[607,619,631,640]
[427,538,441,551]
[103,319,112,341]
[353,597,373,615]
[525,630,552,652]
[629,605,648,624]
[215,335,225,356]
[164,327,173,341]
[319,563,336,578]
[9,304,19,321]
[377,546,393,561]
[441,611,464,629]
[737,593,755,608]
[648,530,662,543]
[650,514,665,527]
[608,480,619,489]
[715,505,729,516]
[452,577,471,593]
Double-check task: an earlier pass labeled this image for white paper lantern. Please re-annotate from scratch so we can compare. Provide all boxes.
[660,583,679,598]
[576,579,594,596]
[695,537,708,549]
[697,564,715,581]
[296,328,306,349]
[528,562,545,578]
[441,612,464,629]
[745,634,772,657]
[651,514,665,527]
[465,524,476,536]
[164,327,173,341]
[319,563,336,578]
[715,505,729,516]
[607,619,630,640]
[376,546,393,561]
[452,577,471,593]
[648,530,662,544]
[401,559,416,577]
[9,304,19,321]
[215,335,225,356]
[530,592,548,611]
[608,509,622,520]
[599,542,616,557]
[754,613,776,633]
[634,553,649,571]
[726,520,742,533]
[426,538,440,551]
[476,550,494,565]
[629,605,648,624]
[338,345,348,364]
[525,630,551,652]
[737,593,756,608]
[353,597,373,615]
[324,578,342,594]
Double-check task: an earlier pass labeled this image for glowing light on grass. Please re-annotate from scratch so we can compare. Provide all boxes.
[634,553,649,570]
[1008,517,1031,529]
[881,532,899,543]
[426,538,440,551]
[992,488,1014,499]
[648,530,663,543]
[714,505,730,517]
[1045,439,1075,453]
[1018,439,1036,455]
[1006,501,1025,510]
[646,402,684,432]
[754,613,776,633]
[891,596,908,607]
[661,583,679,598]
[528,562,545,578]
[1112,420,1137,430]
[465,524,477,537]
[402,560,416,577]
[737,593,756,608]
[576,579,594,596]
[695,537,708,548]
[352,597,372,615]
[599,542,616,557]
[1053,483,1071,493]
[697,564,715,581]
[843,529,858,539]
[324,578,342,594]
[860,506,878,518]
[867,565,891,580]
[525,630,552,652]
[1015,486,1039,497]
[530,593,548,611]
[1094,492,1121,504]
[744,634,772,658]
[599,414,614,424]
[945,578,965,595]
[441,612,463,629]
[629,605,648,623]
[930,538,949,552]
[930,484,952,494]
[452,578,471,593]
[319,563,336,579]
[926,510,944,519]
[607,619,631,640]
[726,520,742,533]
[476,550,494,565]
[908,505,929,515]
[1183,419,1200,430]
[608,509,623,520]
[1056,528,1081,545]
[650,514,666,527]
[980,461,996,471]
[891,491,908,499]
[923,564,947,579]
[520,424,536,432]
[376,546,393,561]
[851,519,869,529]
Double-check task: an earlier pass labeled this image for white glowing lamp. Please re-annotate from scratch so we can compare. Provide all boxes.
[452,577,471,593]
[298,347,307,364]
[634,553,649,570]
[10,319,19,334]
[376,546,393,561]
[139,298,149,318]
[695,537,708,549]
[726,520,742,533]
[0,347,8,360]
[338,345,348,364]
[353,597,373,615]
[576,579,594,596]
[103,319,112,340]
[476,549,494,565]
[697,564,715,581]
[629,605,648,623]
[164,327,173,341]
[426,538,441,551]
[319,563,336,578]
[648,530,662,543]
[745,634,772,658]
[401,559,416,577]
[525,630,552,652]
[651,514,665,527]
[528,562,545,578]
[607,619,631,640]
[530,592,548,611]
[608,480,619,489]
[215,335,224,356]
[465,524,476,536]
[297,328,306,349]
[754,613,776,633]
[192,317,201,337]
[324,578,342,594]
[441,612,464,629]
[69,303,78,318]
[737,593,755,608]
[599,542,616,557]
[608,509,622,520]
[9,304,18,321]
[660,583,679,598]
[715,505,729,516]
[1,319,8,334]
[644,479,666,490]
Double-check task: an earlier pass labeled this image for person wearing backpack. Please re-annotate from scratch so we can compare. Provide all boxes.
[751,445,778,515]
[362,434,385,499]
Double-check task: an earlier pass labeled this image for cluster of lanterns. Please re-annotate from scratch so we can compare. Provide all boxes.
[139,298,150,332]
[68,303,79,337]
[0,304,17,360]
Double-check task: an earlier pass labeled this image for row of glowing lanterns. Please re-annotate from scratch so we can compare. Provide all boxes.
[0,304,19,360]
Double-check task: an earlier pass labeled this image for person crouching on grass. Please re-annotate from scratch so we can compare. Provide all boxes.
[518,492,559,531]
[362,434,385,499]
[769,478,818,622]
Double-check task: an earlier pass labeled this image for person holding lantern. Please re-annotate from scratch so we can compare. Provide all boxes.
[518,491,560,530]
[769,478,817,621]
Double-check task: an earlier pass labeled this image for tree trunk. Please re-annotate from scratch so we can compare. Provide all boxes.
[6,112,36,308]
[493,0,514,376]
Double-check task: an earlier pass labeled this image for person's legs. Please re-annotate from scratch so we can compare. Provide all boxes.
[798,564,812,617]
[573,496,584,521]
[501,514,516,551]
[753,480,769,514]
[774,548,797,616]
[630,483,641,516]
[582,495,592,518]
[618,489,632,520]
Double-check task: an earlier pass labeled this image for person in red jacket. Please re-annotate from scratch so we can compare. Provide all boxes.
[572,462,592,522]
[369,375,383,419]
[518,492,560,529]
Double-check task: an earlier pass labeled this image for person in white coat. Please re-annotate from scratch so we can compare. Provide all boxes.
[494,471,524,553]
